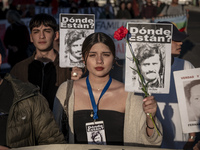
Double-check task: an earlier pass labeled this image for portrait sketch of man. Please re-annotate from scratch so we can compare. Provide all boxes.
[134,43,165,88]
[173,68,200,133]
[125,22,171,94]
[59,13,95,68]
[184,79,200,122]
[64,29,90,66]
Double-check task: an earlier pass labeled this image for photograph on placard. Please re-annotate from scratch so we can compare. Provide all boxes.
[174,68,200,133]
[125,22,172,94]
[59,14,95,68]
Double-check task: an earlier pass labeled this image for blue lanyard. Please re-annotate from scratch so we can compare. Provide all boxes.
[86,76,112,120]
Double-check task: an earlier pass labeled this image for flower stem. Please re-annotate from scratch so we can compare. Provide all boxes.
[149,113,160,136]
[125,39,148,96]
[125,39,160,136]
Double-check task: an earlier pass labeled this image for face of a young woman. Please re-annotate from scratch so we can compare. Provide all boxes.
[86,43,114,78]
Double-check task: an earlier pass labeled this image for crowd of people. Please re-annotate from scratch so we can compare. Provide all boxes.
[0,12,200,150]
[0,0,189,21]
[0,0,189,68]
[0,1,200,150]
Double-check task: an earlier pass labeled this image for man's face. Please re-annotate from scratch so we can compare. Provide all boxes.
[71,38,84,59]
[140,54,161,82]
[171,41,183,56]
[30,24,57,52]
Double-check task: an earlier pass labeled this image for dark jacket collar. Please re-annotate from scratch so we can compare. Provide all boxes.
[32,49,59,66]
[4,74,39,104]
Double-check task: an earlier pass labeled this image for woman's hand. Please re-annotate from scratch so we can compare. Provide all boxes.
[143,96,157,119]
[143,96,157,136]
[71,67,83,80]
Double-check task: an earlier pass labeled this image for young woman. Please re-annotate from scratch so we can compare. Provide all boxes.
[53,32,162,146]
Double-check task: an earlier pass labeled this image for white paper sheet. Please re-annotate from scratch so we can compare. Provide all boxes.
[173,68,200,133]
[59,14,95,68]
[125,22,172,94]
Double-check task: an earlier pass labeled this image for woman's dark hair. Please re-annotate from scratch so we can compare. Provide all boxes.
[184,79,200,104]
[29,13,57,32]
[82,32,116,63]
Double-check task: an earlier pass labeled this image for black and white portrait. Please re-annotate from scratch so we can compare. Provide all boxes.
[59,13,95,68]
[91,131,104,145]
[134,43,165,88]
[64,30,90,65]
[174,68,200,133]
[184,79,200,122]
[125,22,172,94]
[86,121,106,145]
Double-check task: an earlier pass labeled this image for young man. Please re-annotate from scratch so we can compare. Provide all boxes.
[10,13,82,110]
[0,52,65,149]
[153,21,195,149]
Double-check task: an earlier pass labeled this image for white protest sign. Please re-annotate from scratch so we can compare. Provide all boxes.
[174,68,200,133]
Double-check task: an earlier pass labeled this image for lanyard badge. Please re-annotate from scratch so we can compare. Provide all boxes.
[86,121,106,145]
[85,76,112,145]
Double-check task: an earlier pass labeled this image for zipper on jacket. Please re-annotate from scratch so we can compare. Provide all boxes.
[41,65,45,94]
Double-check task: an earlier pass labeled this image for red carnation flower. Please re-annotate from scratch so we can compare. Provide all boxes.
[114,26,128,41]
